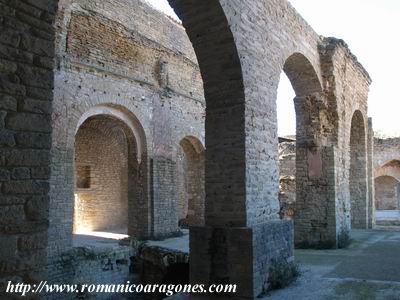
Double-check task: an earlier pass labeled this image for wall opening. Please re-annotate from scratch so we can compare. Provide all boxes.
[349,110,368,229]
[76,165,91,189]
[177,136,205,228]
[375,175,400,211]
[277,53,337,247]
[73,115,131,237]
[277,72,297,220]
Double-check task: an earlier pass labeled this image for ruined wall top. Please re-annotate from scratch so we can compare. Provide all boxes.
[320,37,372,84]
[374,137,400,169]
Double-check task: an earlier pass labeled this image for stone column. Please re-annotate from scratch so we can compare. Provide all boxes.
[367,118,375,229]
[151,156,180,238]
[171,1,294,297]
[293,95,338,248]
[0,0,57,285]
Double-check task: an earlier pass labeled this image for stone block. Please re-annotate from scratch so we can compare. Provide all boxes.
[18,233,47,251]
[11,167,31,180]
[25,195,49,221]
[22,98,52,114]
[0,236,17,259]
[0,131,16,147]
[190,221,294,298]
[0,94,17,111]
[3,180,49,194]
[31,167,50,179]
[4,149,50,166]
[0,168,11,181]
[15,132,51,149]
[0,205,25,224]
[6,112,51,133]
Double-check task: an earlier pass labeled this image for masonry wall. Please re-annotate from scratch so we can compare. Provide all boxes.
[0,0,372,297]
[375,176,400,210]
[374,137,400,212]
[48,244,134,300]
[320,38,371,233]
[0,0,56,291]
[374,137,400,169]
[49,0,205,260]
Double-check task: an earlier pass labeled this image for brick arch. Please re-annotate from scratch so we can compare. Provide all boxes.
[350,109,368,228]
[76,104,147,164]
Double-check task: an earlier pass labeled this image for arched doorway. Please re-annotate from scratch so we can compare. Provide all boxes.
[276,53,338,248]
[349,110,368,229]
[74,115,131,236]
[177,136,205,228]
[375,175,400,211]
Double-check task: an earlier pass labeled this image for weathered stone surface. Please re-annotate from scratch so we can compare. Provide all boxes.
[18,233,47,251]
[0,236,17,260]
[11,167,30,180]
[0,168,11,181]
[0,94,17,111]
[0,0,373,298]
[0,131,16,147]
[3,180,49,194]
[0,205,25,224]
[31,167,50,179]
[15,132,51,149]
[25,196,49,221]
[3,149,50,166]
[6,112,51,132]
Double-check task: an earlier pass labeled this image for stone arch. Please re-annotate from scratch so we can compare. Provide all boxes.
[74,115,131,234]
[75,104,150,238]
[177,136,205,227]
[350,109,368,228]
[283,52,323,98]
[374,175,400,211]
[169,0,246,229]
[48,102,150,259]
[76,104,147,164]
[50,0,247,292]
[375,160,400,181]
[277,53,336,247]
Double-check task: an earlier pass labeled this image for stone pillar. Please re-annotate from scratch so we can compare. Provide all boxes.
[293,95,338,248]
[186,152,205,227]
[189,69,294,299]
[171,1,294,297]
[0,0,57,286]
[151,156,180,238]
[350,111,368,229]
[294,146,337,248]
[128,153,151,239]
[367,118,375,228]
